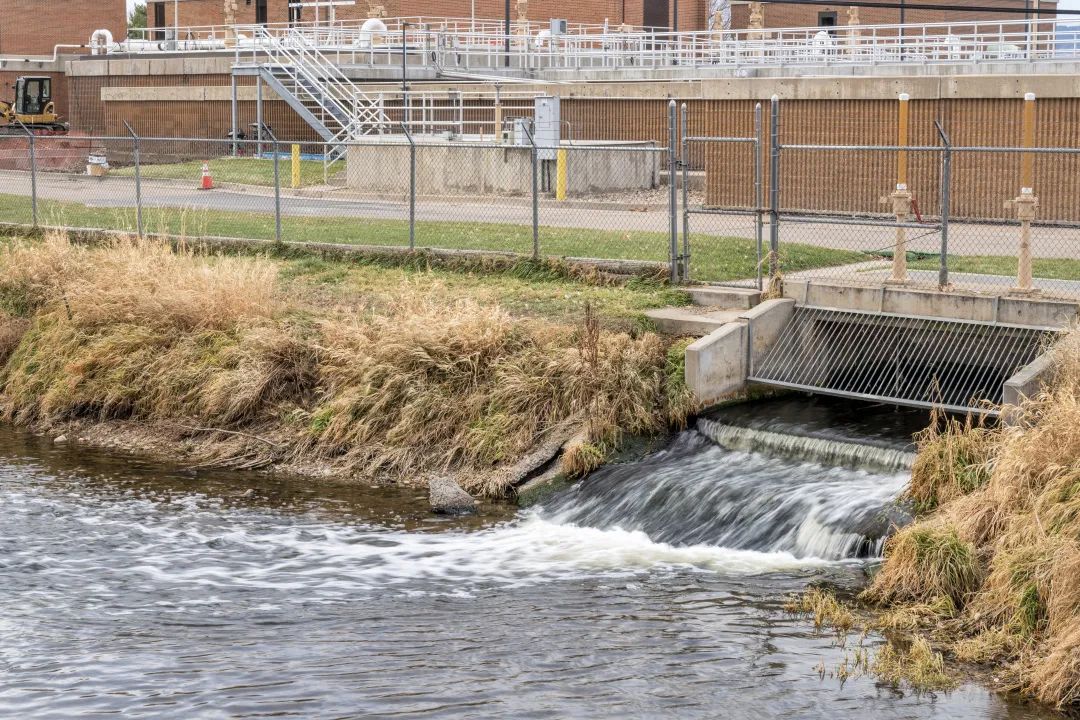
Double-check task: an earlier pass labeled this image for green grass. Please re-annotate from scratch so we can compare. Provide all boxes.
[0,192,865,283]
[279,256,693,329]
[113,157,344,188]
[909,255,1080,281]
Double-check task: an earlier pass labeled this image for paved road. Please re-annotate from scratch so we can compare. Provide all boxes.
[6,171,1080,261]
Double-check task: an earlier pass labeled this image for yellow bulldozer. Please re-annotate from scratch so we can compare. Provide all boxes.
[0,76,68,134]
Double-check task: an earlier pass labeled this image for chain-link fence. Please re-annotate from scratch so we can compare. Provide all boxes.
[2,102,1079,301]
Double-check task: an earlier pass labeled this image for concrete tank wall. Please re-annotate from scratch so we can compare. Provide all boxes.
[345,141,658,196]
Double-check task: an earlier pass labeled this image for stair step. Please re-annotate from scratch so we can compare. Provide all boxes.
[644,307,745,337]
[687,286,761,309]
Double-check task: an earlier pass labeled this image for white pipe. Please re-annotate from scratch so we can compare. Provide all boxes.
[90,29,114,55]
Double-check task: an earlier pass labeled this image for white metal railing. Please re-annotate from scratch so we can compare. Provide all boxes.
[106,15,1080,74]
[249,26,388,143]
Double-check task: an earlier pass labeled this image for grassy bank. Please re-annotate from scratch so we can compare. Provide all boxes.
[909,254,1080,281]
[0,233,696,496]
[0,193,865,283]
[113,157,345,188]
[857,329,1080,710]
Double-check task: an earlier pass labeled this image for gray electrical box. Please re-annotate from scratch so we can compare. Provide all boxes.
[550,19,568,35]
[533,95,560,160]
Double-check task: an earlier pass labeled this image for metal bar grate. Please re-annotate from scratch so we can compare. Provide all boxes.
[748,306,1057,415]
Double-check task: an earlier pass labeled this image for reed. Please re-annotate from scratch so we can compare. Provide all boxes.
[862,328,1080,709]
[0,234,693,496]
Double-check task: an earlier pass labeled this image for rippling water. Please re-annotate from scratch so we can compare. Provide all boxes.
[0,411,1058,719]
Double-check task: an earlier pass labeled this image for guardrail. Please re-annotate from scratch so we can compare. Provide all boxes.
[102,15,1080,74]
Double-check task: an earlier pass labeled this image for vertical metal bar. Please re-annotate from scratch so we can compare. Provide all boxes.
[531,127,539,259]
[125,121,144,238]
[668,99,678,284]
[680,102,690,283]
[754,102,764,292]
[768,95,780,283]
[401,123,416,250]
[230,73,239,157]
[273,139,282,244]
[28,133,38,228]
[256,74,264,157]
[935,120,952,290]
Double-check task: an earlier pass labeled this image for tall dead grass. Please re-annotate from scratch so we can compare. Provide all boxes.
[0,234,693,495]
[863,328,1080,710]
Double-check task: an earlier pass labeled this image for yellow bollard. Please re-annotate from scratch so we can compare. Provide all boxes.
[291,143,300,189]
[556,148,568,201]
[887,93,913,285]
[1011,92,1039,294]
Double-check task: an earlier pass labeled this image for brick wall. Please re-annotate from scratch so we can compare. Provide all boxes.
[0,0,126,56]
[147,0,707,31]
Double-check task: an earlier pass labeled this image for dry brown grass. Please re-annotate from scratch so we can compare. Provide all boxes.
[862,327,1080,710]
[0,234,694,496]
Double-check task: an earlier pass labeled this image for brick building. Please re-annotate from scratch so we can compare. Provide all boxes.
[146,0,1054,34]
[0,0,127,56]
[732,0,1057,31]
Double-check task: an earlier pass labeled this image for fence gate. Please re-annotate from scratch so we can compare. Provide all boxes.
[679,103,764,288]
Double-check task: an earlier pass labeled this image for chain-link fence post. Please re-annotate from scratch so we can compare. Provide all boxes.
[680,102,691,283]
[273,138,282,244]
[768,95,781,283]
[754,102,764,292]
[935,120,952,290]
[668,99,679,284]
[400,124,416,250]
[17,121,38,228]
[124,121,144,237]
[531,127,540,260]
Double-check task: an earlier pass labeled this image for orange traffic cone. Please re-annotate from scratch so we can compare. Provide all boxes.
[199,162,213,190]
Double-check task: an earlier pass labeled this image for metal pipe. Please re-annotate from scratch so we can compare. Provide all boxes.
[680,102,690,282]
[230,74,239,157]
[400,123,416,250]
[754,102,764,292]
[935,119,951,290]
[256,74,263,157]
[668,99,679,283]
[273,139,282,244]
[124,121,143,237]
[768,95,780,283]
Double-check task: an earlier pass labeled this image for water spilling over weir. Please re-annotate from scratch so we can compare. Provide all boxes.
[0,404,1053,719]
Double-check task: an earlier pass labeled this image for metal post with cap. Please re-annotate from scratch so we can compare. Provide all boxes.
[886,92,912,285]
[1010,92,1039,294]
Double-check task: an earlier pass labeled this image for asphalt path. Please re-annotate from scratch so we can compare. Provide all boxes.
[5,171,1080,262]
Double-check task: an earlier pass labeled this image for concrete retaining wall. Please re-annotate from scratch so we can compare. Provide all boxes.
[345,142,657,197]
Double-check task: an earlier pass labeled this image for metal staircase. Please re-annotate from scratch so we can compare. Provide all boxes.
[249,26,389,152]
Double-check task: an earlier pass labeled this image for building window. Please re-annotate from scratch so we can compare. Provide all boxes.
[289,4,303,25]
[818,11,838,30]
[256,0,268,24]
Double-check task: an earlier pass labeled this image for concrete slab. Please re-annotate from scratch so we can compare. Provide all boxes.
[687,286,761,309]
[1003,351,1057,411]
[645,307,744,337]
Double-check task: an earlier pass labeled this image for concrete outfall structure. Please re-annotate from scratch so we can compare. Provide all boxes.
[680,280,1077,414]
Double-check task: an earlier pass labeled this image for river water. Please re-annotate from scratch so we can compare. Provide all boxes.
[0,399,1059,719]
